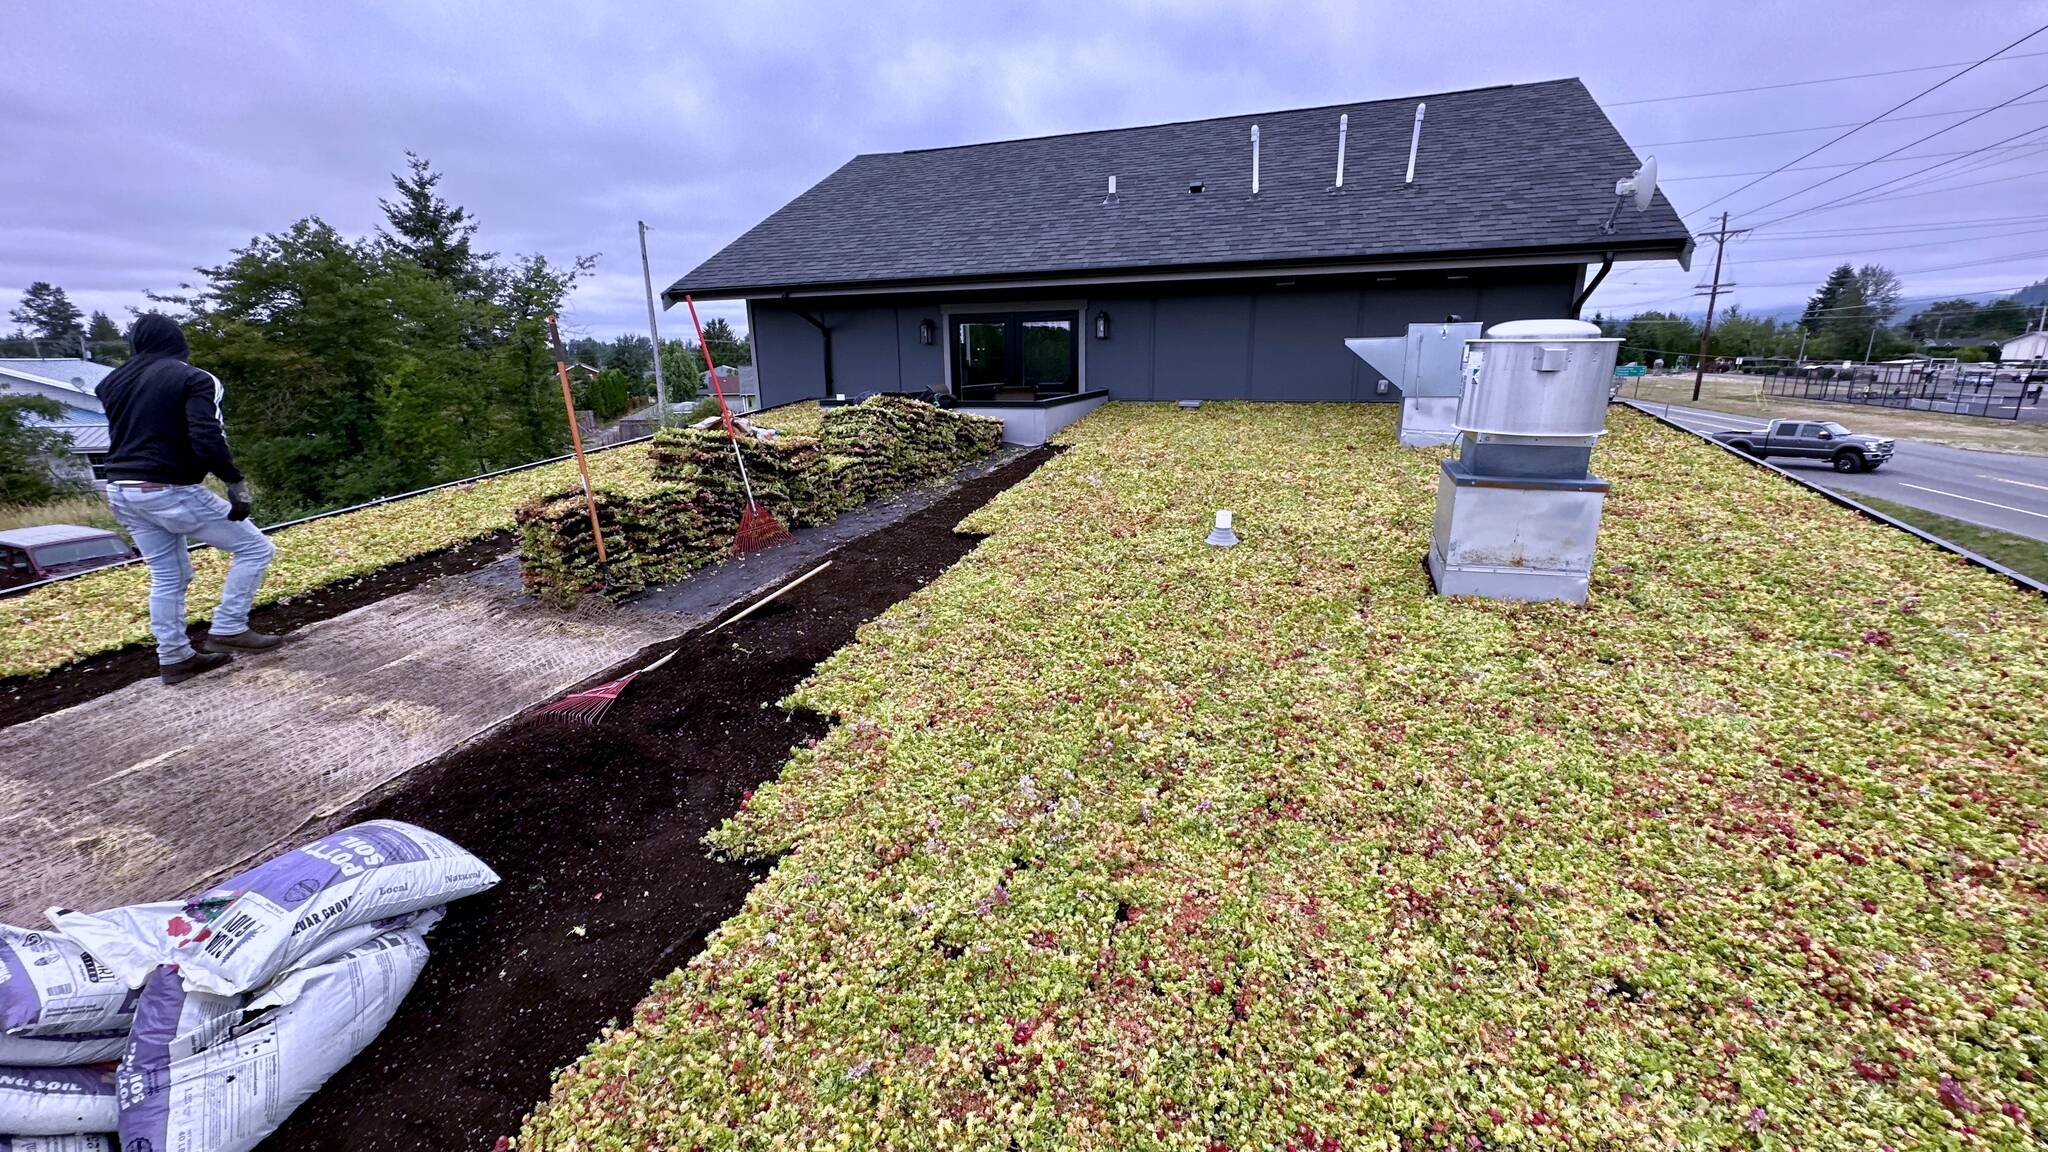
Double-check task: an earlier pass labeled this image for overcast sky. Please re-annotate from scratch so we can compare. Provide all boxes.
[6,0,2046,344]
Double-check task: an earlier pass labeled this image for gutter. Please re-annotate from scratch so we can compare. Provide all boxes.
[1620,400,2047,598]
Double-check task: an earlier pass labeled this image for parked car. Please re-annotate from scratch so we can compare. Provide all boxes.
[1710,419,1894,473]
[0,524,135,589]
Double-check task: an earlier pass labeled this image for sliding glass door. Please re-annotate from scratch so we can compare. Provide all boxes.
[949,311,1078,402]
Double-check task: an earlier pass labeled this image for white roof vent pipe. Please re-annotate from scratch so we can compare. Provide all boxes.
[1331,113,1348,191]
[1104,174,1118,206]
[1404,103,1426,184]
[1251,124,1260,195]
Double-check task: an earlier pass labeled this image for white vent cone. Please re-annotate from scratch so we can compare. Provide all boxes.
[1206,509,1239,548]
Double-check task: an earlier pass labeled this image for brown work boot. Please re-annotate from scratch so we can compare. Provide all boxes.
[162,651,232,685]
[203,628,284,653]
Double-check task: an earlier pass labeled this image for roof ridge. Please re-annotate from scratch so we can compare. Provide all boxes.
[883,78,1583,157]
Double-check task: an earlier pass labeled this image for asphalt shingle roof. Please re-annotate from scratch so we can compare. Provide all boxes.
[667,78,1690,300]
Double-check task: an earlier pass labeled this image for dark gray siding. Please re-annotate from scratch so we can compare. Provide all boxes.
[1249,290,1361,402]
[745,265,1579,407]
[1084,299,1153,400]
[1152,294,1252,401]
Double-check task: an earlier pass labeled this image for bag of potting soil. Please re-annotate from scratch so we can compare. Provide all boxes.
[51,820,493,996]
[0,1137,113,1152]
[117,926,429,1152]
[0,926,132,1038]
[0,1030,127,1068]
[0,1063,116,1136]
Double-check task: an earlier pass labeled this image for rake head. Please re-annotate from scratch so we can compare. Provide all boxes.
[733,501,790,555]
[532,650,676,725]
[532,673,638,724]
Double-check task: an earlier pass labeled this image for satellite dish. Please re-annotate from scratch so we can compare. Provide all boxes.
[1604,156,1658,233]
[1631,155,1658,211]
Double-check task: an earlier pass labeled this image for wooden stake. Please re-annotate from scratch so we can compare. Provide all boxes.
[547,313,607,562]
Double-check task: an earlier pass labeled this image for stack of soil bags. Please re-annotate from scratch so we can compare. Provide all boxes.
[518,399,1006,606]
[2,822,497,1152]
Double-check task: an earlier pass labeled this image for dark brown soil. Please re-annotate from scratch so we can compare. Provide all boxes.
[260,447,1050,1152]
[0,533,516,730]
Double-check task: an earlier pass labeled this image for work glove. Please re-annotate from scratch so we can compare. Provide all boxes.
[226,481,253,522]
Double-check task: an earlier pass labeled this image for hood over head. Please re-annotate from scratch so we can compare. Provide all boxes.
[128,314,189,360]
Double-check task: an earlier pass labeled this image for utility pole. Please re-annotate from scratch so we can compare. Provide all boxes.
[1864,321,1880,364]
[637,220,669,428]
[1691,212,1748,402]
[1795,328,1809,365]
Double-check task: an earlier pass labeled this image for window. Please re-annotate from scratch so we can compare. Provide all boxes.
[1,547,30,575]
[31,537,129,568]
[949,312,1078,402]
[84,453,109,482]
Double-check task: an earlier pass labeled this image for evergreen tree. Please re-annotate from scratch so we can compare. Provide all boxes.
[9,282,84,342]
[378,152,489,294]
[1800,264,1857,334]
[0,395,83,503]
[699,316,750,366]
[85,310,127,364]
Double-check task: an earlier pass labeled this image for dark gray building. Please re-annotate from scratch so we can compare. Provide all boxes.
[665,79,1690,436]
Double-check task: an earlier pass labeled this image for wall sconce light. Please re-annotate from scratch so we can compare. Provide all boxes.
[919,318,935,345]
[1094,311,1111,340]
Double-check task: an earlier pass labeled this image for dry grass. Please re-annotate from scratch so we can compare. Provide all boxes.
[0,492,124,535]
[1616,373,2048,453]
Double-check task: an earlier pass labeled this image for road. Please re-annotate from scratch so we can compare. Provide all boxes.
[1637,402,2048,543]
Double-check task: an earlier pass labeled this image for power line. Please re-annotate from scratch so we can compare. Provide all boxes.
[1801,132,2048,214]
[1746,163,2048,218]
[1722,247,2048,290]
[1732,86,2048,225]
[1719,224,2048,265]
[1662,147,2026,182]
[1639,98,2048,147]
[1740,214,2048,240]
[1591,282,2042,318]
[1608,49,2048,106]
[1685,26,2048,218]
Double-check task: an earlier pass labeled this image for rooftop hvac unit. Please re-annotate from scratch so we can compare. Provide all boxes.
[1344,320,1484,446]
[1427,318,1622,604]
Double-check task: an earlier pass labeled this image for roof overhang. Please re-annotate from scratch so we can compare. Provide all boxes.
[664,238,1692,305]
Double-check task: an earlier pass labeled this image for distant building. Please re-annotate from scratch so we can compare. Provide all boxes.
[0,358,114,484]
[2001,331,2048,364]
[703,365,760,413]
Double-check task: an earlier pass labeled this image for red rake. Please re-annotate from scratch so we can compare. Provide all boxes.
[532,650,676,725]
[686,293,789,555]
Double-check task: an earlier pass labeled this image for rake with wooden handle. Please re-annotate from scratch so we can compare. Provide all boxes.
[685,294,788,555]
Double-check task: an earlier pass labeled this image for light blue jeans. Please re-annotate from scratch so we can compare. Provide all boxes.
[106,484,276,665]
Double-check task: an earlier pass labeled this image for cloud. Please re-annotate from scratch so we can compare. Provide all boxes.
[5,0,2042,336]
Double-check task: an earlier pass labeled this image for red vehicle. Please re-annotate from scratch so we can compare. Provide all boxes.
[0,524,135,589]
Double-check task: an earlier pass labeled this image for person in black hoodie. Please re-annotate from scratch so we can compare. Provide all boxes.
[97,314,281,684]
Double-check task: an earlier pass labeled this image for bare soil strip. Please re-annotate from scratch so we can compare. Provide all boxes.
[253,446,1051,1152]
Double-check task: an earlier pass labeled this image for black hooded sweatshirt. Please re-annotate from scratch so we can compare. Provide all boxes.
[94,315,243,485]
